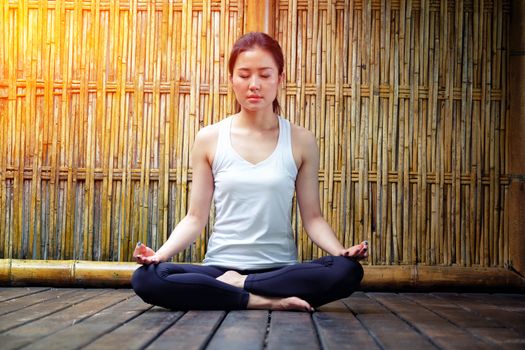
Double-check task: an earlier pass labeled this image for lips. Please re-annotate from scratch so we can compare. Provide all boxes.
[247,95,262,101]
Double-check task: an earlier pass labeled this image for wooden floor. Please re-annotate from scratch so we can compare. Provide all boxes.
[0,288,524,350]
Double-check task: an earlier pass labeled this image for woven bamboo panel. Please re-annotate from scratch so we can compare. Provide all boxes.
[277,0,510,267]
[0,0,243,262]
[0,0,511,268]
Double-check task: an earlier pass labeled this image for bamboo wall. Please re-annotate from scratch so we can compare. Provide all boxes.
[0,0,244,262]
[277,0,510,267]
[0,0,511,268]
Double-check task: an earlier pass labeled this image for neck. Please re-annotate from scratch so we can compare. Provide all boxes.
[236,108,278,130]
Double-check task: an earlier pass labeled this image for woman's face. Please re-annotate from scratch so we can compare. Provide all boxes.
[230,47,283,113]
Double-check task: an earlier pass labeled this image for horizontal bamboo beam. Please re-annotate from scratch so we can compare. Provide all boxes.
[0,259,138,287]
[363,265,525,292]
[1,259,523,291]
[0,166,513,185]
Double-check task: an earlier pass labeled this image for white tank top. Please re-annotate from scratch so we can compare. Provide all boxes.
[203,116,299,269]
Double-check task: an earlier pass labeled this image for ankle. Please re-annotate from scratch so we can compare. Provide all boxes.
[247,293,275,309]
[216,270,248,289]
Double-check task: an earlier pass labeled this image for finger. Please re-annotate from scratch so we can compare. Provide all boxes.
[304,302,313,312]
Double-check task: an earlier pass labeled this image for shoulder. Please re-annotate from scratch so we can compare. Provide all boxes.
[290,122,318,152]
[289,122,319,168]
[193,118,225,164]
[195,122,220,144]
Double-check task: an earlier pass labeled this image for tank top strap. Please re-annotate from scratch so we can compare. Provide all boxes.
[211,116,233,173]
[277,116,298,176]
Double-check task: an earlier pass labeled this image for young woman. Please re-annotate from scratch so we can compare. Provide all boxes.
[131,32,367,312]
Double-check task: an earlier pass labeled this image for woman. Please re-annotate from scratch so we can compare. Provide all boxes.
[131,32,367,312]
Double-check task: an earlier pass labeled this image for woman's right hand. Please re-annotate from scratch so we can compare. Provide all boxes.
[341,241,369,260]
[133,242,162,265]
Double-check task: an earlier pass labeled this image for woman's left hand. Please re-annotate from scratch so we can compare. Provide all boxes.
[340,241,369,260]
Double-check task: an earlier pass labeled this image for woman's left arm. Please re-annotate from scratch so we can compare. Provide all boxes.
[294,128,366,258]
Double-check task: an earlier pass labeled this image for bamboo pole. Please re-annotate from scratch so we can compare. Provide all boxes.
[0,259,523,291]
[0,259,138,287]
[1,0,11,259]
[380,0,390,265]
[61,0,72,260]
[507,0,525,276]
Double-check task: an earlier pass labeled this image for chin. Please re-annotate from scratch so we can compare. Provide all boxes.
[241,103,272,112]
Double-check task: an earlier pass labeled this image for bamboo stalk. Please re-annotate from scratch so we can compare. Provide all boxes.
[500,0,509,267]
[158,0,171,255]
[112,0,124,261]
[1,0,13,259]
[343,0,353,255]
[45,1,56,259]
[63,1,73,261]
[494,0,503,267]
[27,1,40,260]
[464,6,474,267]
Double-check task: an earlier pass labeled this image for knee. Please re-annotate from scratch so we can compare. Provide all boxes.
[131,265,155,302]
[332,256,364,288]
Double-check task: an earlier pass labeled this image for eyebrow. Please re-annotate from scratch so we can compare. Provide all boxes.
[236,67,274,71]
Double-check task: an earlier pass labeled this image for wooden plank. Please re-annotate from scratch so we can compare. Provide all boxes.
[0,289,105,333]
[206,310,268,350]
[402,293,503,328]
[146,310,225,350]
[0,290,521,349]
[266,311,320,350]
[0,289,133,350]
[314,299,380,350]
[433,293,525,335]
[468,327,525,350]
[0,288,77,316]
[343,292,437,350]
[23,296,151,350]
[463,293,525,309]
[0,287,49,302]
[83,307,183,350]
[370,293,495,350]
[401,293,525,349]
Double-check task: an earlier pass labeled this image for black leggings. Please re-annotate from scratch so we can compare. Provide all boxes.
[131,256,364,310]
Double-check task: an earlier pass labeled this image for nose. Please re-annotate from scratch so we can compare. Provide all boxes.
[249,76,260,90]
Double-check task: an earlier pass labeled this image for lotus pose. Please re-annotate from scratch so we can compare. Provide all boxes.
[131,32,367,311]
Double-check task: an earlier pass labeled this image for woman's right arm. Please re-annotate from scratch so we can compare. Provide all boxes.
[134,126,217,264]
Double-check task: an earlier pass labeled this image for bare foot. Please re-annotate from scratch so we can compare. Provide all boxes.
[216,270,247,289]
[276,296,314,312]
[217,272,314,312]
[248,293,314,312]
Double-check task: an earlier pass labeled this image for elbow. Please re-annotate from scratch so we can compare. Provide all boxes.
[301,213,325,231]
[184,211,209,230]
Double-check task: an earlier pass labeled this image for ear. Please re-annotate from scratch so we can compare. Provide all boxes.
[278,72,285,85]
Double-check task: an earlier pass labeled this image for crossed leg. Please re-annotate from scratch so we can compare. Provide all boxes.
[218,256,364,307]
[132,256,363,311]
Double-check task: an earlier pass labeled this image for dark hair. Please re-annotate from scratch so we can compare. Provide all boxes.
[228,32,284,114]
